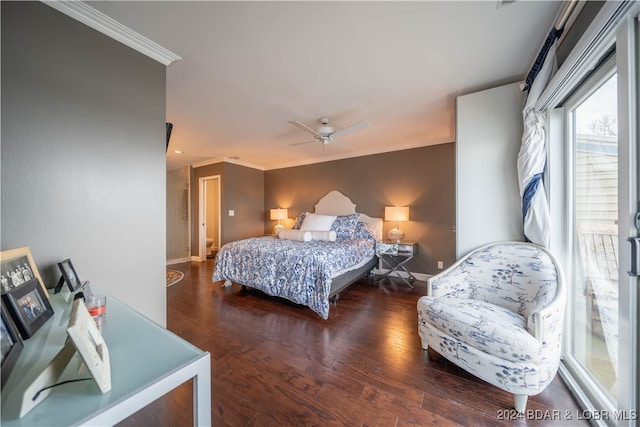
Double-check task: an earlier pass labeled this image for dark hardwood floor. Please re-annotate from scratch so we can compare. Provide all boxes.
[118,259,585,426]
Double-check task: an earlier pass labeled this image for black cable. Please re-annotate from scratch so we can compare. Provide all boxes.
[32,378,92,401]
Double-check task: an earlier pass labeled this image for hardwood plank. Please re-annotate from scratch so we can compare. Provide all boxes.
[117,260,586,426]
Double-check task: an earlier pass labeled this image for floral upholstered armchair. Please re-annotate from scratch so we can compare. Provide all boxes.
[417,241,566,412]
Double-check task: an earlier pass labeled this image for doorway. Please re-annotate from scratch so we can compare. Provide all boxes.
[198,175,220,262]
[167,166,190,264]
[560,41,637,418]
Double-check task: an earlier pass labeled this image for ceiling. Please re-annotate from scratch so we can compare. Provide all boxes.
[88,1,563,171]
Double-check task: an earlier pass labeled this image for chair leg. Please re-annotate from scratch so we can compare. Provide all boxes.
[420,337,428,350]
[513,394,528,413]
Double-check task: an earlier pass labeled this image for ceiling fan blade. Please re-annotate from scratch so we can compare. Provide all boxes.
[289,139,317,146]
[288,121,322,137]
[331,120,371,139]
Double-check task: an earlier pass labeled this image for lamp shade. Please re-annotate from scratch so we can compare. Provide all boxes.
[270,208,288,221]
[384,206,409,222]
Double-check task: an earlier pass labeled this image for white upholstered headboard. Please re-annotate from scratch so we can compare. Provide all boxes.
[313,191,383,241]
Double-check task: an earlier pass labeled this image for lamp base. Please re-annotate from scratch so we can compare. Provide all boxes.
[274,224,284,235]
[387,227,404,243]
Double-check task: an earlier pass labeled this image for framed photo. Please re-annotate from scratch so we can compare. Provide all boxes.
[0,246,47,297]
[1,300,24,389]
[2,278,54,339]
[81,281,94,300]
[55,258,82,293]
[67,298,111,393]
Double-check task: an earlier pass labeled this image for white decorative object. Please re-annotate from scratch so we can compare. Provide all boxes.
[67,300,111,396]
[299,213,337,231]
[19,299,111,417]
[270,208,288,235]
[384,206,409,242]
[313,190,383,240]
[314,190,357,215]
[277,229,312,242]
[308,230,337,241]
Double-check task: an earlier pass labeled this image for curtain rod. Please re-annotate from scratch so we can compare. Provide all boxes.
[555,0,579,31]
[521,0,581,91]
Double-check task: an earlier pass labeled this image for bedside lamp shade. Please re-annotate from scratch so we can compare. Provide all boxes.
[385,206,409,242]
[270,208,288,235]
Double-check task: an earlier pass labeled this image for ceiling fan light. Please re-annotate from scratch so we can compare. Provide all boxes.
[317,125,333,137]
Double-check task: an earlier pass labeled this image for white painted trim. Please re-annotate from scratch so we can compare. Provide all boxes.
[537,0,636,110]
[42,1,181,66]
[191,157,265,171]
[190,255,203,263]
[189,141,451,172]
[198,175,221,263]
[265,139,451,171]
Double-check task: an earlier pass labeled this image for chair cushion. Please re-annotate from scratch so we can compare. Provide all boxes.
[419,296,542,363]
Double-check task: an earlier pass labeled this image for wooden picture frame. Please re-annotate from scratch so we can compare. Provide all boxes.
[2,278,54,339]
[1,300,24,389]
[55,258,82,293]
[0,246,48,297]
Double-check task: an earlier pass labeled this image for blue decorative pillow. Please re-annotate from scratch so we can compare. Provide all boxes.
[330,213,360,239]
[354,221,377,240]
[293,212,307,229]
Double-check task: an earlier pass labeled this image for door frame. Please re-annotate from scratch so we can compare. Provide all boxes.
[198,175,221,262]
[546,7,639,422]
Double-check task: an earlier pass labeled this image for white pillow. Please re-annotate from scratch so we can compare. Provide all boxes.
[308,230,337,242]
[299,213,337,231]
[277,229,312,242]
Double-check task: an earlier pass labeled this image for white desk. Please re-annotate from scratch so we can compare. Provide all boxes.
[1,291,211,426]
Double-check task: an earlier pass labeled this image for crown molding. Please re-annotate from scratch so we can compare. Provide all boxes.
[264,139,453,171]
[42,1,181,66]
[191,157,265,171]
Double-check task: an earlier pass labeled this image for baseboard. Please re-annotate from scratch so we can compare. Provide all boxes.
[166,258,190,265]
[373,268,431,282]
[190,256,203,263]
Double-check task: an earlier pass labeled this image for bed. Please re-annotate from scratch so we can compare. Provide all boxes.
[212,191,382,319]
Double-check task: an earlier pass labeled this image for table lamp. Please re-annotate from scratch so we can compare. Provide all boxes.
[385,206,409,243]
[270,208,288,235]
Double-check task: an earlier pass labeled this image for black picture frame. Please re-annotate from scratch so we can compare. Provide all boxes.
[55,258,82,293]
[1,300,23,389]
[2,278,54,339]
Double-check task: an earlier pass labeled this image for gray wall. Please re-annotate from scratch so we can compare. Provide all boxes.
[1,2,168,325]
[265,144,457,273]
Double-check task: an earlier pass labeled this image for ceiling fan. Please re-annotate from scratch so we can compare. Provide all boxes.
[288,117,371,146]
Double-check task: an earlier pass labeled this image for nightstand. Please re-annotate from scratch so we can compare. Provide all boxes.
[375,241,418,287]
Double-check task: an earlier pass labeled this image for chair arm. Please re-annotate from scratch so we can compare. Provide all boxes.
[427,258,474,298]
[528,275,567,343]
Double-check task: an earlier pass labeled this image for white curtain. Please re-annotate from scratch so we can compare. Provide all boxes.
[517,41,558,247]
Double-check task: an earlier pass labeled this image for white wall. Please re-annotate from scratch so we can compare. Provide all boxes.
[1,2,167,325]
[456,82,526,258]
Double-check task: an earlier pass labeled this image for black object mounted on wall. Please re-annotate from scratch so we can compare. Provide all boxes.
[166,122,173,152]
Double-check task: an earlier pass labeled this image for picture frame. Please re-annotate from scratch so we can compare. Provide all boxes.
[66,298,111,393]
[1,300,24,389]
[81,281,94,300]
[2,278,54,339]
[55,258,82,293]
[19,299,111,417]
[0,246,48,297]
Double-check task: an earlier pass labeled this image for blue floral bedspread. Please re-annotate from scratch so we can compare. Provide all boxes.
[212,236,375,319]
